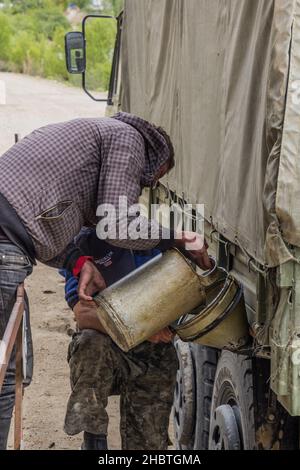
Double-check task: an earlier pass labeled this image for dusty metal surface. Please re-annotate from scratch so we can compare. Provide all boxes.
[175,276,249,350]
[270,247,300,415]
[94,249,206,351]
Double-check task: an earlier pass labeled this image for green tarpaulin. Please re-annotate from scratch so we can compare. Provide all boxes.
[121,0,300,267]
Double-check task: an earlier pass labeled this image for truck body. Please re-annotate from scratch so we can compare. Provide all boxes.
[66,0,300,449]
[118,0,300,449]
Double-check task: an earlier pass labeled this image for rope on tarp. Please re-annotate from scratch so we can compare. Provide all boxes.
[156,183,271,275]
[234,237,269,276]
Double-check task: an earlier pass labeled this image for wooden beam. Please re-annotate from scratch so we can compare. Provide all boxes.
[14,320,23,450]
[0,284,25,393]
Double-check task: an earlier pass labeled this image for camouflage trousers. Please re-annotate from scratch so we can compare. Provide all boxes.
[64,329,178,450]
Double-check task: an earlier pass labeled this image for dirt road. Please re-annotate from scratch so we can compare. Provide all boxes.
[0,72,105,154]
[0,73,123,450]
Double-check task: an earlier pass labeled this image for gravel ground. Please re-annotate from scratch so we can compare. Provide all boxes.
[0,72,105,154]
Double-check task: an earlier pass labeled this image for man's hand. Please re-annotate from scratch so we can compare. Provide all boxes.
[175,231,212,270]
[73,300,107,333]
[148,327,174,344]
[78,260,106,301]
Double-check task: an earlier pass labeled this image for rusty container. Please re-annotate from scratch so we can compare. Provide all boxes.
[174,275,249,350]
[94,249,206,351]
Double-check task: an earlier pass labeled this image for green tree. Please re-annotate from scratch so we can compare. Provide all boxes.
[74,0,91,8]
[0,0,118,91]
[30,9,69,40]
[0,12,11,61]
[85,16,117,90]
[101,0,123,16]
[51,0,69,8]
[9,30,43,74]
[9,0,45,13]
[44,27,69,80]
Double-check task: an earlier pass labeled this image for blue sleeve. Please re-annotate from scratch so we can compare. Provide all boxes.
[60,269,80,310]
[133,248,161,268]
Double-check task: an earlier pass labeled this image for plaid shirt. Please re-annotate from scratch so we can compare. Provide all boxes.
[0,113,172,268]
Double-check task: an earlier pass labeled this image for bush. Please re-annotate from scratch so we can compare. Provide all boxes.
[44,28,69,81]
[0,12,11,61]
[9,31,44,74]
[85,18,117,90]
[0,1,118,91]
[101,0,123,15]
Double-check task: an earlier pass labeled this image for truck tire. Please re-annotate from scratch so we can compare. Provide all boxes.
[192,344,218,450]
[173,339,195,449]
[209,350,256,450]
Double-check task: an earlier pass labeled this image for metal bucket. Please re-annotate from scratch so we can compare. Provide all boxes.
[94,249,207,351]
[174,275,249,350]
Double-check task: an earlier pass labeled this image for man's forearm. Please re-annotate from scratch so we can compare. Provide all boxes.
[74,301,107,334]
[77,312,104,332]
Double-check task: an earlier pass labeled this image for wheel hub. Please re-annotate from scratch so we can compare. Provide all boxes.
[173,340,195,448]
[209,404,241,450]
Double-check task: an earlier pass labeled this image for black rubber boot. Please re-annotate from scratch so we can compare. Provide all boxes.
[81,432,108,450]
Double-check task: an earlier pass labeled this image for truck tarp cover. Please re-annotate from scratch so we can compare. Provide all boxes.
[121,0,300,267]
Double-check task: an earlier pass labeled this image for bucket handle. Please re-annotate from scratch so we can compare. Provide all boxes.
[196,256,227,287]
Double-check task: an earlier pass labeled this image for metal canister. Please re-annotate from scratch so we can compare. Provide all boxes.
[174,275,250,350]
[94,249,206,351]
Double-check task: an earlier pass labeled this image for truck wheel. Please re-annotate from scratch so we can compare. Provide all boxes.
[209,351,255,450]
[192,344,218,450]
[173,339,195,449]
